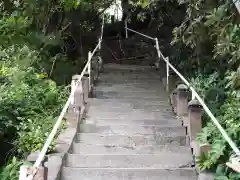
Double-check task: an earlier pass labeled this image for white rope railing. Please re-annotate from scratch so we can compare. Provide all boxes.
[125,26,240,157]
[21,16,105,180]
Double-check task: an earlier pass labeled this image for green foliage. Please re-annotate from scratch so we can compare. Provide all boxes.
[0,45,68,156]
[190,72,240,177]
[0,157,23,180]
[167,0,240,178]
[0,0,92,177]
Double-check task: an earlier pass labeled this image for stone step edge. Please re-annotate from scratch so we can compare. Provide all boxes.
[76,133,187,138]
[62,167,195,170]
[71,142,189,152]
[78,124,183,128]
[67,153,192,157]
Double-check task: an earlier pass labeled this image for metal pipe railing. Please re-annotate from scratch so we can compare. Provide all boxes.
[22,16,105,180]
[125,26,240,157]
[125,27,155,40]
[99,15,105,50]
[234,0,240,14]
[154,38,240,156]
[25,41,101,180]
[125,20,128,38]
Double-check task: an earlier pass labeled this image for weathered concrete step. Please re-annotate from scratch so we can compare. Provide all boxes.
[99,77,160,81]
[94,88,166,95]
[85,111,176,121]
[99,76,160,81]
[74,134,188,150]
[81,118,181,126]
[88,99,172,110]
[94,93,168,101]
[95,84,164,90]
[88,105,173,113]
[86,108,175,116]
[87,107,173,115]
[71,143,189,154]
[78,124,185,136]
[89,98,169,104]
[100,69,157,73]
[89,98,171,107]
[94,96,168,102]
[103,63,154,70]
[66,154,193,168]
[97,84,164,89]
[94,90,165,96]
[98,77,160,81]
[72,143,190,155]
[98,75,160,79]
[98,79,162,83]
[102,69,156,74]
[97,78,162,82]
[62,167,197,180]
[96,82,163,87]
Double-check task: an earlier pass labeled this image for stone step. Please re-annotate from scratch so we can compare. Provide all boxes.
[89,98,170,105]
[97,77,162,82]
[71,144,189,155]
[62,167,196,180]
[101,69,157,74]
[85,111,176,121]
[87,107,173,114]
[86,107,175,115]
[94,89,165,95]
[94,88,166,95]
[96,84,164,89]
[94,96,169,102]
[74,134,188,150]
[88,98,170,107]
[103,64,155,71]
[95,84,164,90]
[99,76,160,81]
[78,124,186,136]
[94,93,168,101]
[98,82,161,85]
[98,79,161,83]
[98,75,160,79]
[81,118,181,126]
[88,102,172,112]
[66,154,193,168]
[88,105,173,113]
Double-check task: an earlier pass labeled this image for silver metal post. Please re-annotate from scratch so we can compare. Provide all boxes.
[191,90,196,100]
[88,51,91,91]
[98,39,101,50]
[125,20,128,38]
[155,38,161,58]
[166,57,169,91]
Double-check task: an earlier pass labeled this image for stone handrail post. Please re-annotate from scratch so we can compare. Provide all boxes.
[82,75,89,104]
[188,99,212,172]
[176,84,189,117]
[188,99,203,155]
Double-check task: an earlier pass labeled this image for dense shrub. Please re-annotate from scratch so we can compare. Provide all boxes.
[132,0,240,178]
[0,0,112,178]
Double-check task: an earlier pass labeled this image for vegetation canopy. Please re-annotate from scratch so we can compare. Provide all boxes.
[0,0,239,179]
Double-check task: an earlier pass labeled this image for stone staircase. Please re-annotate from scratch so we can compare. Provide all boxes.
[61,63,197,180]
